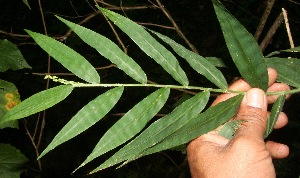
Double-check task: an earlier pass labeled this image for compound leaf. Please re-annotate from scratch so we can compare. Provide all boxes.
[25,30,100,84]
[39,87,123,159]
[212,0,268,91]
[99,8,189,86]
[56,16,147,84]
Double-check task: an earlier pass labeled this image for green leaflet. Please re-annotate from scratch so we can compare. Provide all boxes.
[99,7,189,86]
[149,30,228,89]
[212,0,268,91]
[91,94,241,173]
[0,85,73,124]
[22,0,31,10]
[266,46,300,57]
[280,46,300,53]
[218,120,243,140]
[264,94,285,138]
[76,88,169,171]
[130,94,243,163]
[38,87,123,159]
[266,57,300,87]
[0,39,31,72]
[0,144,28,177]
[89,91,209,172]
[25,30,100,84]
[56,16,147,84]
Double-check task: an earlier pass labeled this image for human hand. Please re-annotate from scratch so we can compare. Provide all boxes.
[187,68,290,178]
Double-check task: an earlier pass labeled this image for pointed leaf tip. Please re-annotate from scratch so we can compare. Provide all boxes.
[25,29,100,84]
[212,0,268,91]
[56,16,147,84]
[99,8,189,86]
[38,87,123,159]
[77,88,170,170]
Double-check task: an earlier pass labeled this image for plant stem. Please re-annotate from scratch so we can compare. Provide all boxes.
[71,83,243,94]
[71,82,300,96]
[46,76,299,96]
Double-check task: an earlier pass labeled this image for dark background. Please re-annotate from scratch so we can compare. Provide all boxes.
[0,0,300,177]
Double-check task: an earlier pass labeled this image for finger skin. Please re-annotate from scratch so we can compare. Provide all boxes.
[267,83,291,103]
[266,141,289,159]
[234,88,268,140]
[187,69,290,178]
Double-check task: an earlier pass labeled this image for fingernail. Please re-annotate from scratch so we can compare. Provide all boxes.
[246,88,266,109]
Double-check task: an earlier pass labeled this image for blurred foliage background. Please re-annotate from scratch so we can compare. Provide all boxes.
[0,0,300,177]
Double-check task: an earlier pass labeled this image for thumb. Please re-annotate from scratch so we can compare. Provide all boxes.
[234,88,268,140]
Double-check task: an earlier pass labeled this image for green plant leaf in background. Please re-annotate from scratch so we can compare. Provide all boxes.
[0,80,20,129]
[56,16,147,84]
[0,39,31,72]
[266,57,300,87]
[99,7,189,86]
[280,46,300,53]
[38,87,123,159]
[76,88,169,171]
[0,85,73,124]
[149,30,228,89]
[0,144,28,178]
[22,0,31,10]
[212,0,268,91]
[264,94,285,138]
[92,94,242,172]
[25,30,100,84]
[89,91,209,172]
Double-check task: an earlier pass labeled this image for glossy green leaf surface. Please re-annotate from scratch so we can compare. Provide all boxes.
[99,8,189,86]
[91,94,242,172]
[0,39,31,72]
[90,91,209,172]
[132,94,243,162]
[0,85,73,124]
[149,30,227,89]
[0,144,28,178]
[266,57,300,87]
[39,87,123,158]
[25,30,100,84]
[56,16,147,84]
[77,88,169,170]
[264,94,285,138]
[212,0,268,91]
